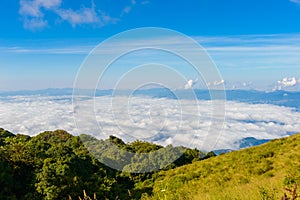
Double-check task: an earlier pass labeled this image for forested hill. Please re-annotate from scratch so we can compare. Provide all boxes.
[0,128,213,200]
[1,128,299,200]
[146,132,300,200]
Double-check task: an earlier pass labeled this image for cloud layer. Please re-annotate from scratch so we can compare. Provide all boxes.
[1,94,300,151]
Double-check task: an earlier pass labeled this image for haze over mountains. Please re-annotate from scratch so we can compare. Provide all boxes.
[1,87,300,108]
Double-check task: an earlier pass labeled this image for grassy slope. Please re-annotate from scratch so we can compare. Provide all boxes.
[145,133,300,200]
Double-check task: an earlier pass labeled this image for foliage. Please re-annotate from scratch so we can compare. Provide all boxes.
[0,130,115,200]
[144,133,300,200]
[1,127,299,199]
[0,129,206,200]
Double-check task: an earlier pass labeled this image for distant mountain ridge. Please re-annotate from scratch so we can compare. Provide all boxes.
[1,88,300,109]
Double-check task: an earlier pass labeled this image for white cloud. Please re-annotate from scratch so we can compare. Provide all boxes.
[23,18,48,30]
[1,95,300,151]
[275,77,300,90]
[18,0,130,30]
[19,0,62,29]
[196,34,300,90]
[206,79,225,88]
[213,80,225,86]
[0,95,75,135]
[278,77,298,87]
[184,79,197,89]
[19,0,61,17]
[56,7,100,27]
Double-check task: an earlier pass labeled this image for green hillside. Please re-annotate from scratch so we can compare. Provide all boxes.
[144,133,300,200]
[0,127,299,199]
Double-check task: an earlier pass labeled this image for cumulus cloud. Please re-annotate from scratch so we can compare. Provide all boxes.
[19,0,61,16]
[19,0,61,29]
[275,77,300,90]
[18,0,131,30]
[278,77,298,87]
[1,94,300,151]
[184,79,197,89]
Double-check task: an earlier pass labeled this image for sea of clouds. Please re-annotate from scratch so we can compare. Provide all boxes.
[1,94,300,151]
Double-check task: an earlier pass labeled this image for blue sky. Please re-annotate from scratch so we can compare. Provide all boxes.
[1,0,300,91]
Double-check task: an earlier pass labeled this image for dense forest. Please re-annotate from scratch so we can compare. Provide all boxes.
[0,128,299,199]
[0,128,212,200]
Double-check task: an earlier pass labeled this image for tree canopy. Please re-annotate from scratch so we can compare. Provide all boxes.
[0,129,210,200]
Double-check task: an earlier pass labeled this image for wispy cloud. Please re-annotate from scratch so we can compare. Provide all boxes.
[290,0,300,5]
[4,33,300,54]
[0,45,94,54]
[19,0,62,30]
[2,32,300,90]
[207,80,225,87]
[58,9,98,26]
[18,0,136,30]
[141,1,150,5]
[23,18,48,30]
[121,0,137,16]
[19,0,61,17]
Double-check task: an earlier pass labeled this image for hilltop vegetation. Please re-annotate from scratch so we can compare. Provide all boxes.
[0,128,210,200]
[0,127,299,200]
[144,133,300,200]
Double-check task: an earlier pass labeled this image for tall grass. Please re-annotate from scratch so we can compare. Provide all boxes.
[143,133,300,200]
